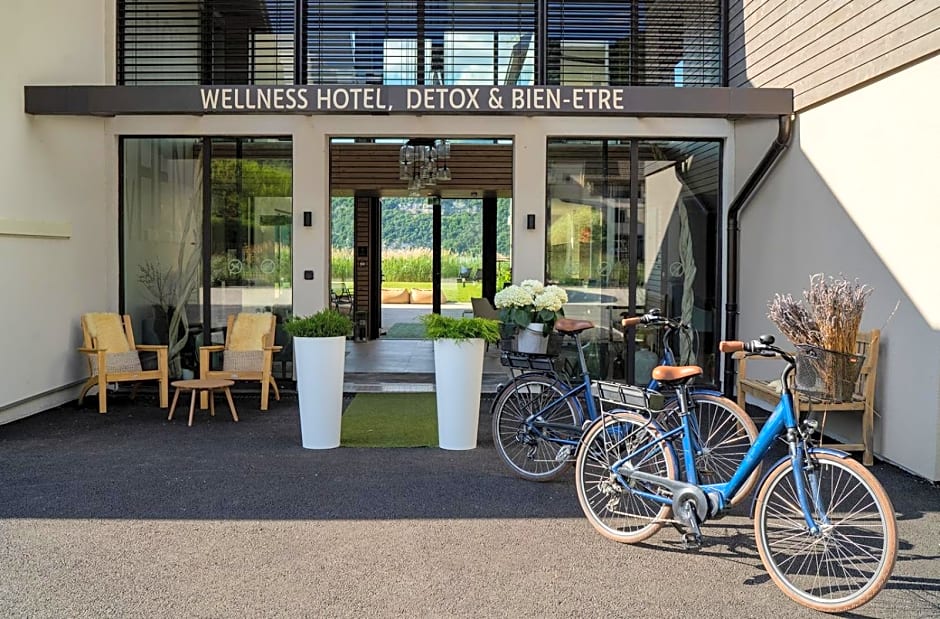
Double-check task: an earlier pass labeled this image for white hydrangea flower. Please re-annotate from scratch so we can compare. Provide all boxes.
[494,285,535,309]
[520,279,545,295]
[534,286,568,312]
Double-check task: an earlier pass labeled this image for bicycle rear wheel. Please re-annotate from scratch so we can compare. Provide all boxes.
[491,375,580,481]
[754,452,897,613]
[661,393,759,506]
[575,412,676,543]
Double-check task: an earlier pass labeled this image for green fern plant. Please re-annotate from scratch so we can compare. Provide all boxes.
[283,309,353,338]
[419,313,501,343]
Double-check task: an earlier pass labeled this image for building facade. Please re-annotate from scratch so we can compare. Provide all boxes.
[2,1,937,480]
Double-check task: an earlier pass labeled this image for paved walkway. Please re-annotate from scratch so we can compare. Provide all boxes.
[0,394,938,618]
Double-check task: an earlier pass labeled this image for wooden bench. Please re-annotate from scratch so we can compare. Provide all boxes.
[735,329,879,465]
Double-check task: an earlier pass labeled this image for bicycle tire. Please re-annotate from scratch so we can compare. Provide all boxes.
[753,452,897,613]
[574,412,677,543]
[488,370,563,416]
[661,393,759,506]
[491,374,581,481]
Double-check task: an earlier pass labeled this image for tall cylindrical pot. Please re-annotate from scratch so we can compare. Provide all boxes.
[294,335,346,449]
[433,338,485,450]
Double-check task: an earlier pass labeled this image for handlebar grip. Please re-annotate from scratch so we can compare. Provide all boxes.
[719,340,745,353]
[621,316,643,327]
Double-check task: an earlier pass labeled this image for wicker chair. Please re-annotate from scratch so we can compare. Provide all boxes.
[198,313,282,411]
[78,313,169,413]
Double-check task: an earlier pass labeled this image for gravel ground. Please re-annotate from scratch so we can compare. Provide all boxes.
[0,393,937,618]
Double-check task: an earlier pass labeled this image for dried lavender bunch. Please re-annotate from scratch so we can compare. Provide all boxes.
[767,274,872,353]
[804,274,872,353]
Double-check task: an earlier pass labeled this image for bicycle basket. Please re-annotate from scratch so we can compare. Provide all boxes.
[593,380,651,413]
[794,345,864,402]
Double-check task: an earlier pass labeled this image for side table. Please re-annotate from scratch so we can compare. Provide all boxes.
[168,378,238,427]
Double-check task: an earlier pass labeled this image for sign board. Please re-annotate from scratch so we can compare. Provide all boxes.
[25,85,793,118]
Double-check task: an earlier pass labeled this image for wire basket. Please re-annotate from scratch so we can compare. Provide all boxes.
[593,380,657,413]
[794,345,864,402]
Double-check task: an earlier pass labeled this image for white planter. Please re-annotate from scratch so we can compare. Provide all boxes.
[433,338,485,450]
[516,322,548,354]
[294,335,346,449]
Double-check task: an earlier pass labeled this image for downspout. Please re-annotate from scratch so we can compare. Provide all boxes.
[723,114,794,397]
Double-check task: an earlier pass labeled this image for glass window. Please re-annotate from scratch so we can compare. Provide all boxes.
[122,137,294,380]
[123,138,204,377]
[545,138,720,383]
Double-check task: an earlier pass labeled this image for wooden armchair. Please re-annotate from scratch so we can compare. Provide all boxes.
[735,329,880,465]
[78,313,169,413]
[199,313,282,411]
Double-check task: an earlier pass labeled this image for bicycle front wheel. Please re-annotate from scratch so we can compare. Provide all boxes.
[575,412,677,543]
[754,452,897,613]
[491,375,580,481]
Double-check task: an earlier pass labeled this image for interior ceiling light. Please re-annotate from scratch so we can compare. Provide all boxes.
[399,138,451,196]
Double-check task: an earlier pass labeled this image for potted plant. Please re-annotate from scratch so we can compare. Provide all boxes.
[493,279,568,354]
[420,313,500,450]
[283,308,354,449]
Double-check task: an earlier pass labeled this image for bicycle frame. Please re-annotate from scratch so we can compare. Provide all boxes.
[522,332,600,447]
[608,361,827,531]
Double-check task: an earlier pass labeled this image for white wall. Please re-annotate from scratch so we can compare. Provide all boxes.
[0,1,111,422]
[734,54,940,480]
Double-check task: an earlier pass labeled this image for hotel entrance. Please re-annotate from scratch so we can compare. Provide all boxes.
[328,138,513,340]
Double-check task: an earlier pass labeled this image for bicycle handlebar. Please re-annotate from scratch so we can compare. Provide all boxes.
[620,308,688,331]
[719,335,793,363]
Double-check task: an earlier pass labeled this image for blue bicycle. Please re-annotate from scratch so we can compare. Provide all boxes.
[491,316,758,499]
[574,335,896,613]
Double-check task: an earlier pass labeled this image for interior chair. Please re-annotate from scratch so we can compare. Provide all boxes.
[470,297,501,351]
[199,312,282,411]
[78,313,169,413]
[470,297,500,320]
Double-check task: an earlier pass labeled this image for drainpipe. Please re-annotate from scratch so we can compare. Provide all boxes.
[723,114,794,397]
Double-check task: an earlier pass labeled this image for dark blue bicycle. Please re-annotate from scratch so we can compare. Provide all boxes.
[574,335,896,612]
[491,316,759,499]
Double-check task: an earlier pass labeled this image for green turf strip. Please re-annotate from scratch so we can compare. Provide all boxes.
[383,322,428,339]
[341,393,438,447]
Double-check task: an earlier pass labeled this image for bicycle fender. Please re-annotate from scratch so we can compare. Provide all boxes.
[662,388,727,408]
[748,447,852,518]
[688,388,726,398]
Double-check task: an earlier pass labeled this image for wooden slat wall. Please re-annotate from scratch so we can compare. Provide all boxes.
[330,144,513,197]
[729,0,940,110]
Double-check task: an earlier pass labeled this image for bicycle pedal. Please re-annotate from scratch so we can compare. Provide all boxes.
[680,532,702,551]
[555,445,573,462]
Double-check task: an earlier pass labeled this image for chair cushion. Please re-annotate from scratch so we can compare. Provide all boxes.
[223,350,264,373]
[90,351,143,375]
[84,313,131,353]
[229,313,273,351]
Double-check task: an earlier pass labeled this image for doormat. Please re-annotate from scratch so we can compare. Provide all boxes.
[384,322,428,339]
[341,393,438,447]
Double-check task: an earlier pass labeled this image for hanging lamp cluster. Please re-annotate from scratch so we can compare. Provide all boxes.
[399,138,452,195]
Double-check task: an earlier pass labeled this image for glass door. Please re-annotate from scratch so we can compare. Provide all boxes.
[380,197,435,338]
[440,197,484,318]
[208,137,293,376]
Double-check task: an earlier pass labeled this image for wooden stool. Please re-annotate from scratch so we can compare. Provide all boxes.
[168,378,238,427]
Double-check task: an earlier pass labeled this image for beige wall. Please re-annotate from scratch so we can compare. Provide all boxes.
[734,54,940,480]
[729,0,940,110]
[0,1,111,423]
